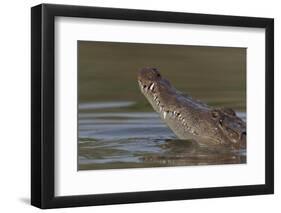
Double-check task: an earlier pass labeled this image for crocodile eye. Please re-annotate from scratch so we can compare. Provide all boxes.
[212,110,220,118]
[211,109,221,119]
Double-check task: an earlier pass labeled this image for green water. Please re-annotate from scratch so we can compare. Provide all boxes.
[78,41,246,170]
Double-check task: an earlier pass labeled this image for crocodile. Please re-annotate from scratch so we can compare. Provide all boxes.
[137,67,246,149]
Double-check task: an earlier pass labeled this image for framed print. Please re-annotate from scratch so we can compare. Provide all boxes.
[31,3,274,209]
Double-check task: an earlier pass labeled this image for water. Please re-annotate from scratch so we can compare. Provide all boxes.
[78,102,246,170]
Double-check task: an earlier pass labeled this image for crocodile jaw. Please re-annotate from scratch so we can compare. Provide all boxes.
[137,68,202,141]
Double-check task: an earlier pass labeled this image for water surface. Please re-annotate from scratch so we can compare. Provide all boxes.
[78,102,246,170]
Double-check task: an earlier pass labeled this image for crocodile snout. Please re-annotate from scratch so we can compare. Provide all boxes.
[138,67,161,82]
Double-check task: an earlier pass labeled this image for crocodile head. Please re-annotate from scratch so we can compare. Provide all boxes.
[137,67,246,149]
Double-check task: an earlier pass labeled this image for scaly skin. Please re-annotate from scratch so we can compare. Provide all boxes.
[137,67,246,149]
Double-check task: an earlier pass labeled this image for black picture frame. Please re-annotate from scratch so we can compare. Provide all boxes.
[31,3,274,209]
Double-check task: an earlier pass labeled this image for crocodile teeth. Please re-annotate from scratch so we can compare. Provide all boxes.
[163,111,167,119]
[149,83,155,91]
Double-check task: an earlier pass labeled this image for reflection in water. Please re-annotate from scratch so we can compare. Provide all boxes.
[78,102,246,170]
[143,139,246,166]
